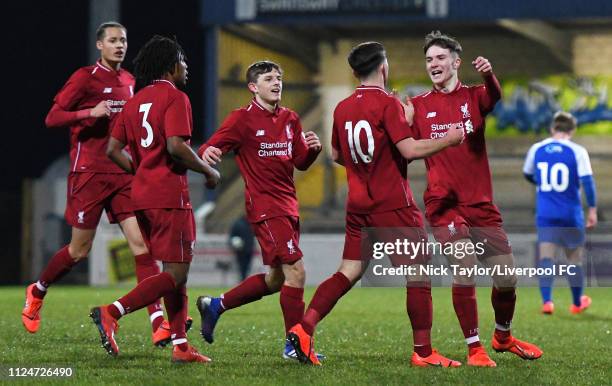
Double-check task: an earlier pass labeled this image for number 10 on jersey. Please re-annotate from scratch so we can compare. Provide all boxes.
[345,120,374,164]
[537,161,569,192]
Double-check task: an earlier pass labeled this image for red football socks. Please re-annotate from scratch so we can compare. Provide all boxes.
[302,272,352,335]
[164,284,188,350]
[34,245,79,299]
[406,284,433,357]
[492,287,516,342]
[108,272,176,320]
[134,253,164,331]
[280,285,305,333]
[221,273,272,310]
[452,285,481,348]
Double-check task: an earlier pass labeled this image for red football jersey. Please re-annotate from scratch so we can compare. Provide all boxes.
[411,75,501,205]
[111,80,192,210]
[198,99,319,223]
[331,85,414,214]
[53,60,134,173]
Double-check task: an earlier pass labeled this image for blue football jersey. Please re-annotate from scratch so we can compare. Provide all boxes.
[523,138,593,227]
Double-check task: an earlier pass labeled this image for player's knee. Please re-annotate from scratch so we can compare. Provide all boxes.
[265,271,284,292]
[128,239,148,255]
[340,268,363,285]
[566,254,583,264]
[68,241,92,261]
[493,274,517,289]
[284,262,305,287]
[406,275,431,287]
[453,274,476,286]
[162,263,189,287]
[167,270,187,287]
[337,260,365,284]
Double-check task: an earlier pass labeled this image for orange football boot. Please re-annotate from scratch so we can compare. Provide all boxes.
[89,306,120,356]
[22,284,44,333]
[467,346,497,367]
[492,335,542,360]
[569,295,591,314]
[287,324,321,366]
[171,344,212,363]
[411,349,462,367]
[541,301,554,315]
[152,317,194,347]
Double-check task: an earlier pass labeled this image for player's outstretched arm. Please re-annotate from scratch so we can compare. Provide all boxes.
[45,101,110,128]
[196,113,243,166]
[395,124,464,160]
[167,136,220,188]
[106,137,134,174]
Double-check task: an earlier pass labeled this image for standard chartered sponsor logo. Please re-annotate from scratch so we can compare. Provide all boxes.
[107,99,127,113]
[258,141,292,157]
[430,121,464,139]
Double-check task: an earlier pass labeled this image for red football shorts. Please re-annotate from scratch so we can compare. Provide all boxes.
[135,208,195,263]
[343,205,429,265]
[252,216,303,268]
[425,200,512,258]
[65,172,134,229]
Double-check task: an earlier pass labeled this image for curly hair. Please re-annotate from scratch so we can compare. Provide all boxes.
[133,35,186,91]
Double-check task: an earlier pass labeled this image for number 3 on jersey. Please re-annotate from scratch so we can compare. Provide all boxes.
[537,161,569,192]
[345,120,374,164]
[139,103,154,148]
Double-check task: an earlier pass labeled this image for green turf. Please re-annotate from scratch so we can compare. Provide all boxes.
[2,286,610,385]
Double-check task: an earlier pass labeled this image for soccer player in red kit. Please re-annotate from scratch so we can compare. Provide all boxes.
[408,31,543,366]
[195,61,322,360]
[21,22,178,347]
[288,42,465,366]
[90,35,219,363]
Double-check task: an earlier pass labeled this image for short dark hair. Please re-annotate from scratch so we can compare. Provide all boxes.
[348,42,386,78]
[96,21,126,41]
[133,35,186,90]
[551,111,577,133]
[424,30,462,55]
[246,61,282,84]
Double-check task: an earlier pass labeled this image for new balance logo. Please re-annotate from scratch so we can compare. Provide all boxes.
[426,111,437,118]
[103,87,112,94]
[256,130,265,136]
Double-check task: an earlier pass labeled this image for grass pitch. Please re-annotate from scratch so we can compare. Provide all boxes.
[2,286,610,385]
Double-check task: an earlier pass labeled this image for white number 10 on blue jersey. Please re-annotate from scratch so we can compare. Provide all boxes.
[537,162,569,192]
